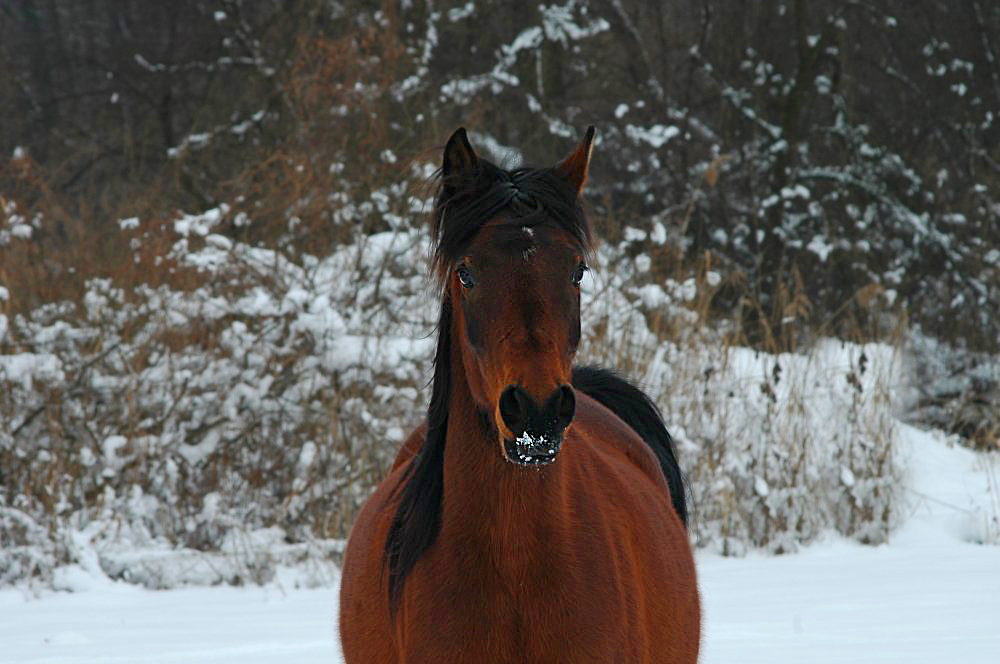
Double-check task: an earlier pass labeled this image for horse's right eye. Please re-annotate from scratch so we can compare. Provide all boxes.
[456,266,475,289]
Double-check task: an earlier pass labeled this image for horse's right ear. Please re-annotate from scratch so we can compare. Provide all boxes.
[555,125,595,196]
[442,127,479,179]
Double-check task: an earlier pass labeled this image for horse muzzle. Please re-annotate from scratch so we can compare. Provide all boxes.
[498,384,575,466]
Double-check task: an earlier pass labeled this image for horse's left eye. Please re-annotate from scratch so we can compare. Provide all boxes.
[572,263,588,286]
[456,266,475,289]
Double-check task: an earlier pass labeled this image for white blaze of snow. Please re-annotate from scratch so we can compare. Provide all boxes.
[102,436,127,461]
[649,222,667,245]
[625,124,680,148]
[754,475,770,497]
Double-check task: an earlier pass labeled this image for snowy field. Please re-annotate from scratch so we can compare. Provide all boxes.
[3,424,997,663]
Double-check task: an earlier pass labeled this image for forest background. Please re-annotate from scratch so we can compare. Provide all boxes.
[1,0,997,586]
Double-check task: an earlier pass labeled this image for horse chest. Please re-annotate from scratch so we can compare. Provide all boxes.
[398,535,636,662]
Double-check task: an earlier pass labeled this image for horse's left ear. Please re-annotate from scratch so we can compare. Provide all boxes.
[555,125,596,195]
[443,127,479,179]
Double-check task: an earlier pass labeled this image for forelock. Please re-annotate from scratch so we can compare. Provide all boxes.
[431,160,590,285]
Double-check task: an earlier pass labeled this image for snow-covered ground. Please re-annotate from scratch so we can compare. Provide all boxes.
[3,424,997,663]
[698,424,1000,663]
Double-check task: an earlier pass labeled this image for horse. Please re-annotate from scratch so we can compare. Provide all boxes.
[339,126,700,663]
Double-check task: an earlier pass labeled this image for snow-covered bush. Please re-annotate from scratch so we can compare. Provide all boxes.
[1,201,901,588]
[0,205,436,588]
[902,332,1000,451]
[579,246,899,555]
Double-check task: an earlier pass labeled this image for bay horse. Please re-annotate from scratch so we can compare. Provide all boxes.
[339,127,700,663]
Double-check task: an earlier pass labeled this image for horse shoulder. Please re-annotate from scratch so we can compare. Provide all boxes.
[568,393,700,660]
[567,393,681,551]
[571,391,672,495]
[339,457,414,663]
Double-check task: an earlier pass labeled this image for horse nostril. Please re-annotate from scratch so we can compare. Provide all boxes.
[555,385,576,430]
[501,385,574,439]
[499,386,529,435]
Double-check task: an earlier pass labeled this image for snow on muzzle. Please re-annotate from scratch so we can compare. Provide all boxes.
[498,384,575,466]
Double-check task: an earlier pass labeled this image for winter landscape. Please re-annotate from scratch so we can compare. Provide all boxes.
[3,418,999,662]
[2,1,999,662]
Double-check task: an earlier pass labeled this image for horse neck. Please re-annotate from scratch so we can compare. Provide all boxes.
[439,335,570,569]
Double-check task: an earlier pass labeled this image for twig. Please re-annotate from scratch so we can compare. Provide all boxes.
[12,341,122,438]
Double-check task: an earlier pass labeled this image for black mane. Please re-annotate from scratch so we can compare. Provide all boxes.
[384,297,451,609]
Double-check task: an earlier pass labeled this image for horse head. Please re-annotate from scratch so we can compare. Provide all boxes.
[432,126,595,466]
